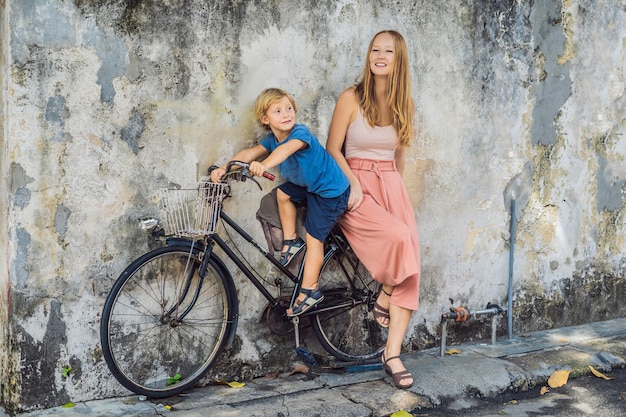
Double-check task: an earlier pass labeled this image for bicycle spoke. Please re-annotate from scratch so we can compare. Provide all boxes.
[101,246,233,397]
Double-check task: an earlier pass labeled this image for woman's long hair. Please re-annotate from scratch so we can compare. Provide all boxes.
[355,30,413,147]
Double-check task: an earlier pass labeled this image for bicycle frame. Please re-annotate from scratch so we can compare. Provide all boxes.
[165,203,367,324]
[100,169,384,399]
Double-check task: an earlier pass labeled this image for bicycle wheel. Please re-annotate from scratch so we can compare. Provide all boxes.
[100,245,234,398]
[311,241,386,361]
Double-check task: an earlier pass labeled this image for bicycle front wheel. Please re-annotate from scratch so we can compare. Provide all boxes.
[100,245,233,398]
[311,242,386,361]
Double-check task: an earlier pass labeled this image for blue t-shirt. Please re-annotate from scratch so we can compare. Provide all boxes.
[259,124,349,198]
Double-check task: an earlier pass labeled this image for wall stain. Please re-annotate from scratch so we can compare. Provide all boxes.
[120,108,145,155]
[514,260,626,333]
[16,300,70,409]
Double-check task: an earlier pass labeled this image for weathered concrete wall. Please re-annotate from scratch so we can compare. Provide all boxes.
[1,0,625,411]
[1,0,18,411]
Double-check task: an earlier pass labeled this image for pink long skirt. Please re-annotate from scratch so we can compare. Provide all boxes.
[338,158,421,311]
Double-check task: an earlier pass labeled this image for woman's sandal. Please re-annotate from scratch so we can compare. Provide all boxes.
[382,352,414,389]
[287,288,324,317]
[373,288,392,328]
[279,237,306,266]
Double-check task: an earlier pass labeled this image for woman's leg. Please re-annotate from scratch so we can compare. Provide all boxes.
[383,304,414,387]
[375,284,394,327]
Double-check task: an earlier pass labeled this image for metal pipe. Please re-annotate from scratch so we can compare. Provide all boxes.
[508,199,516,339]
[440,320,447,357]
[439,304,503,356]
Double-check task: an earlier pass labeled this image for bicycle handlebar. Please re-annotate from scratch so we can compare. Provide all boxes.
[225,160,275,181]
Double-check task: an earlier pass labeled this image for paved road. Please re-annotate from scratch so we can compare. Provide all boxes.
[8,318,626,417]
[421,365,626,416]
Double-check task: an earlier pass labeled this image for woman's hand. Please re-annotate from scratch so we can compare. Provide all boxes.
[347,181,364,212]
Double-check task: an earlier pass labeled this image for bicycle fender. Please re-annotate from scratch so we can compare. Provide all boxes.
[165,237,205,252]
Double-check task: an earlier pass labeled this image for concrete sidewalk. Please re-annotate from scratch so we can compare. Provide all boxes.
[7,317,626,417]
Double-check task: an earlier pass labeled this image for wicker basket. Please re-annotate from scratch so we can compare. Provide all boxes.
[158,182,228,237]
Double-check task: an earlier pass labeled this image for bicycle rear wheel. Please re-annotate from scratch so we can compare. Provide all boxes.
[311,239,386,361]
[100,245,233,398]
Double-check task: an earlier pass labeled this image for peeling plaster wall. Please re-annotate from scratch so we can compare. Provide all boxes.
[1,0,626,410]
[1,0,14,411]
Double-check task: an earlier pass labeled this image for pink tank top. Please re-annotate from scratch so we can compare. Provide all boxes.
[344,108,398,160]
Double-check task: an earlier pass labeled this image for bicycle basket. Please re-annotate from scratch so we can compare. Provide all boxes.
[158,181,228,237]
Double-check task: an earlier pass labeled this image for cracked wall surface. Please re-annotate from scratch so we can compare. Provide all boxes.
[1,0,625,411]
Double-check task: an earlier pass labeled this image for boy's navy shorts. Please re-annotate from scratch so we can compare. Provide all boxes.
[278,182,349,242]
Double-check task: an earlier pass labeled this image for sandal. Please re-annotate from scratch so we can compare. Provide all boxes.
[373,288,392,328]
[382,352,413,389]
[287,288,324,317]
[279,237,306,266]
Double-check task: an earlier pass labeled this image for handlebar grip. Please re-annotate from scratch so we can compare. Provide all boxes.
[263,172,276,181]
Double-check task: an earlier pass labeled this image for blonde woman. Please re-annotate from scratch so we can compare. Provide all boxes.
[326,30,420,389]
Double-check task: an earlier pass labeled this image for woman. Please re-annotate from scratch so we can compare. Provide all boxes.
[326,30,420,389]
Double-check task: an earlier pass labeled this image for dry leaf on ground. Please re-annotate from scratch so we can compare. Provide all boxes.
[589,365,613,380]
[548,369,571,388]
[216,379,246,388]
[390,411,413,417]
[287,364,310,376]
[540,386,550,395]
[445,349,462,355]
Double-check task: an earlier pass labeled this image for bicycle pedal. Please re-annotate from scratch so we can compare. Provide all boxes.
[295,347,317,366]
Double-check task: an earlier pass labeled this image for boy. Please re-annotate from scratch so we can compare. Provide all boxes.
[210,88,349,316]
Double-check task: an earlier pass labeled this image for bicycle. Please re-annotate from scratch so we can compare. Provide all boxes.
[100,161,386,398]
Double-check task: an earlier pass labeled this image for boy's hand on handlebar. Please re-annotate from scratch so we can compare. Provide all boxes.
[210,167,226,183]
[249,161,268,178]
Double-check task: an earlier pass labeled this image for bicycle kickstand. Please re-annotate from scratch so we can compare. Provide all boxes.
[292,316,317,366]
[292,316,301,348]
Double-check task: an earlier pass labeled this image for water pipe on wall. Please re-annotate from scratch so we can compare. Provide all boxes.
[508,198,516,339]
[439,303,504,356]
[503,162,532,339]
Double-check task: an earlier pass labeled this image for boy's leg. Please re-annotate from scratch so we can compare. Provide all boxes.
[276,188,297,241]
[286,233,324,316]
[287,187,349,316]
[276,186,306,266]
[299,233,324,289]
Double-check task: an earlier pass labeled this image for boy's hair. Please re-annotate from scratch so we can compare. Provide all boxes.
[254,88,298,130]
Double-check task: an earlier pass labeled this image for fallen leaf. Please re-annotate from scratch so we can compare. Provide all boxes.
[589,365,613,380]
[508,400,518,405]
[216,379,246,388]
[548,370,571,388]
[265,371,280,379]
[558,339,568,343]
[165,405,172,410]
[287,364,310,376]
[445,349,462,355]
[390,411,413,417]
[540,386,550,395]
[62,402,75,408]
